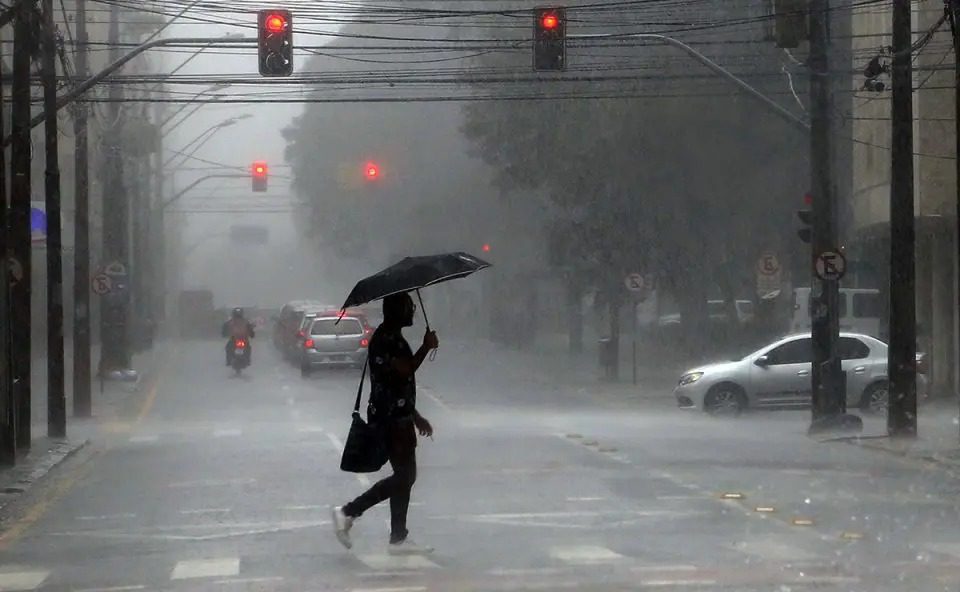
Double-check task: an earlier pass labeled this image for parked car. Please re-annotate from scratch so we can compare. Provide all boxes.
[300,312,373,376]
[674,332,928,415]
[657,299,755,328]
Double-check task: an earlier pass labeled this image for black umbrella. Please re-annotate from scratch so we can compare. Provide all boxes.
[340,251,491,328]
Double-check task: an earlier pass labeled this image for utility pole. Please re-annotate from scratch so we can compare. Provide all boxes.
[0,32,16,465]
[888,0,917,437]
[41,0,64,438]
[72,0,91,417]
[10,0,35,449]
[807,0,846,431]
[98,1,131,374]
[947,0,960,439]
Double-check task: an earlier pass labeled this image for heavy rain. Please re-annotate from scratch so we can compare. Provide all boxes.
[0,0,956,590]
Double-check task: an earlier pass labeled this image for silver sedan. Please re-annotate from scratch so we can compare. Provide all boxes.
[674,333,926,415]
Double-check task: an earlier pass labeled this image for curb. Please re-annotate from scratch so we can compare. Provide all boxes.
[0,438,89,512]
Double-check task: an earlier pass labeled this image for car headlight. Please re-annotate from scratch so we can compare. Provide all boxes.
[679,372,704,386]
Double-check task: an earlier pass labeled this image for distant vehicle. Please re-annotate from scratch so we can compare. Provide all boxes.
[274,300,328,355]
[657,299,755,328]
[673,332,928,415]
[791,287,881,338]
[300,312,373,376]
[178,289,215,338]
[229,337,251,376]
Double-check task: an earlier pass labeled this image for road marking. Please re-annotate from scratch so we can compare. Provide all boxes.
[358,555,439,570]
[135,378,160,423]
[0,570,50,590]
[566,496,605,502]
[550,545,624,564]
[0,450,101,550]
[76,513,137,521]
[280,504,327,511]
[74,586,146,592]
[350,587,427,592]
[327,433,371,487]
[128,435,159,444]
[487,567,567,576]
[296,426,326,434]
[180,508,231,515]
[168,478,256,489]
[350,588,427,592]
[213,576,284,585]
[171,558,240,580]
[630,565,699,573]
[639,579,718,587]
[213,428,242,438]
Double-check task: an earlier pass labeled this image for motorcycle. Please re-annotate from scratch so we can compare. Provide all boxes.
[230,337,251,375]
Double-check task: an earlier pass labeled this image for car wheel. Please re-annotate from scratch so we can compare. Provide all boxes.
[861,381,889,414]
[703,384,746,416]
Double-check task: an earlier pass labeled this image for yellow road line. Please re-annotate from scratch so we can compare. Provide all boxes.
[135,377,160,424]
[0,450,100,550]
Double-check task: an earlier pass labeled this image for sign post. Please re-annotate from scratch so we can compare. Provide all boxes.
[624,273,645,386]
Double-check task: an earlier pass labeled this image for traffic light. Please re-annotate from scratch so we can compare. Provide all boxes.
[258,9,293,77]
[364,161,380,181]
[533,6,566,71]
[252,160,268,192]
[482,243,491,253]
[797,209,812,243]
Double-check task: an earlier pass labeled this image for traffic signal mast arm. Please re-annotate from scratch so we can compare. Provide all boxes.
[567,33,810,133]
[161,173,247,210]
[1,36,255,146]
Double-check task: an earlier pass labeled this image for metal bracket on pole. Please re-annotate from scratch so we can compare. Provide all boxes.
[570,33,811,133]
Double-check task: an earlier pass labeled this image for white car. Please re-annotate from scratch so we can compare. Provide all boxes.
[674,333,926,415]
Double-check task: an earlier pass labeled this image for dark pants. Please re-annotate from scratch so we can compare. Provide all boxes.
[343,417,417,543]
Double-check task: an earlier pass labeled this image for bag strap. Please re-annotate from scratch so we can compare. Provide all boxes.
[353,357,369,413]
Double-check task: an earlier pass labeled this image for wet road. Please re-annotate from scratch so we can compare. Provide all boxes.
[0,338,957,591]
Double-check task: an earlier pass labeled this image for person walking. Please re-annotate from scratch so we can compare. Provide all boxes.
[332,292,438,554]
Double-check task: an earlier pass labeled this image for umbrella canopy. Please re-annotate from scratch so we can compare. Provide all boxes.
[340,252,491,323]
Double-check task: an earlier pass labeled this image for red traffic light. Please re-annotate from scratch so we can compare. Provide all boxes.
[264,13,287,34]
[482,243,491,253]
[803,192,813,206]
[364,162,380,180]
[252,161,268,176]
[540,13,560,30]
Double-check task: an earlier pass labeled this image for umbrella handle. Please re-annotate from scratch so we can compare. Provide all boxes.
[416,289,438,361]
[416,289,430,330]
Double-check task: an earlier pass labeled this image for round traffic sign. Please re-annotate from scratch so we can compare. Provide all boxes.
[624,273,645,293]
[814,250,847,281]
[756,252,781,276]
[91,273,112,295]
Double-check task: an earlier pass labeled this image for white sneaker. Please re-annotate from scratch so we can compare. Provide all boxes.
[388,538,433,555]
[331,506,354,550]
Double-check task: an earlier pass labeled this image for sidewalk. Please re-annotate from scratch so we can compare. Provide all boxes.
[0,339,167,513]
[844,399,960,470]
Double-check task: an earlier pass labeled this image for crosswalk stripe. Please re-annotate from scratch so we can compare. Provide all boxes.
[550,545,624,564]
[171,558,240,580]
[357,554,439,570]
[0,570,50,590]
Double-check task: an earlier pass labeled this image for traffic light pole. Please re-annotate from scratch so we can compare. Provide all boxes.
[806,0,849,432]
[570,33,810,133]
[0,30,14,465]
[888,0,917,437]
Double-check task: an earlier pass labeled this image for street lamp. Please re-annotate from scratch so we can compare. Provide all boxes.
[163,114,251,170]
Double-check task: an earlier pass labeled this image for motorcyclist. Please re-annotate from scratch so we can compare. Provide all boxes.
[222,307,255,366]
